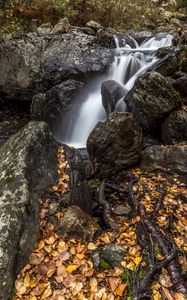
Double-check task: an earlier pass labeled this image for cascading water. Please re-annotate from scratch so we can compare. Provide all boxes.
[57,33,173,148]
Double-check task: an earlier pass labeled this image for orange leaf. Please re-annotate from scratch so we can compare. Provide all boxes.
[115,283,128,296]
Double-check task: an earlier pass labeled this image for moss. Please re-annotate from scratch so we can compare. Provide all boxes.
[99,258,113,270]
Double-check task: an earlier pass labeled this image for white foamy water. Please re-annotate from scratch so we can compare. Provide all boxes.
[57,33,173,148]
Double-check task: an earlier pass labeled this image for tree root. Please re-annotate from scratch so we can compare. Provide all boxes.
[138,203,187,296]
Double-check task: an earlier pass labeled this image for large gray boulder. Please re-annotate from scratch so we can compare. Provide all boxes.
[87,112,143,178]
[162,109,187,144]
[0,31,112,101]
[141,143,187,175]
[101,80,127,116]
[0,121,58,300]
[126,72,181,132]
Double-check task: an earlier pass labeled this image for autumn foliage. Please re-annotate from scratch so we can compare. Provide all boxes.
[1,0,185,32]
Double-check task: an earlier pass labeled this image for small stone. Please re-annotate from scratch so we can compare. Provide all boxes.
[50,18,70,34]
[56,205,101,242]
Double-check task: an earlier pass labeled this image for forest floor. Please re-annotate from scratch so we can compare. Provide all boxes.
[13,146,187,300]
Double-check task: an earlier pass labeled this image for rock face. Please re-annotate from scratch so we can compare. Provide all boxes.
[155,47,181,76]
[141,144,187,175]
[130,30,154,44]
[172,74,187,97]
[101,80,127,115]
[0,121,58,300]
[61,145,94,213]
[0,31,112,101]
[126,72,181,132]
[31,79,84,129]
[87,112,143,178]
[56,206,101,242]
[162,109,187,144]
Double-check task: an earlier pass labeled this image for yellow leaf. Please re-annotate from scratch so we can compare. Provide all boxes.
[88,242,98,250]
[126,261,135,270]
[66,264,79,273]
[36,240,45,251]
[175,292,187,300]
[76,253,85,260]
[41,285,52,299]
[115,283,128,296]
[90,277,98,293]
[133,257,142,265]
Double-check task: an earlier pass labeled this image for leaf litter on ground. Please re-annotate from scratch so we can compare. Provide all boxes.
[13,146,187,300]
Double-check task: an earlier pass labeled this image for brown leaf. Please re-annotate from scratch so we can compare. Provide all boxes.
[29,252,44,265]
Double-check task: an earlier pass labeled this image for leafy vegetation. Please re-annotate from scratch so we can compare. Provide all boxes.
[0,0,185,34]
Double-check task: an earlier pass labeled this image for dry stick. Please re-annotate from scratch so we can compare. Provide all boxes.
[97,180,118,230]
[139,204,187,296]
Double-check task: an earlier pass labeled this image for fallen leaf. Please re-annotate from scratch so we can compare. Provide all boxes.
[115,283,128,296]
[108,278,119,293]
[90,277,98,293]
[66,264,79,273]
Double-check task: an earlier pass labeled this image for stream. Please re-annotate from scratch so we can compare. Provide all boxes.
[56,33,173,148]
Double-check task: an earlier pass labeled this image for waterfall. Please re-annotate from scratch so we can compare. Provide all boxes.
[57,33,173,148]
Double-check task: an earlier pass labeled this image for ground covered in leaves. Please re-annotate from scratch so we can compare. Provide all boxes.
[13,146,187,300]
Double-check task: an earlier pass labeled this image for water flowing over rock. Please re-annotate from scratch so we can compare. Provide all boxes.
[0,121,58,300]
[126,72,181,132]
[101,80,127,115]
[0,31,112,101]
[141,144,187,175]
[63,33,173,147]
[130,30,154,44]
[162,109,187,144]
[87,112,143,178]
[56,205,101,242]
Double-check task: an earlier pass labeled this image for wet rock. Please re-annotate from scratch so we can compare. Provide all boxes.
[56,205,101,242]
[31,80,84,130]
[92,244,125,269]
[0,31,112,101]
[162,109,187,144]
[172,74,187,97]
[116,34,137,48]
[130,30,154,44]
[141,144,187,175]
[96,28,116,48]
[87,112,143,178]
[0,121,58,300]
[50,18,70,34]
[68,181,93,214]
[143,134,161,149]
[101,80,127,115]
[64,145,93,189]
[155,47,181,76]
[126,72,181,133]
[59,146,94,213]
[180,58,187,73]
